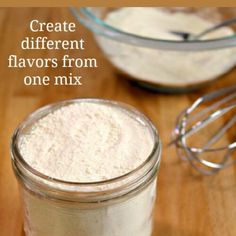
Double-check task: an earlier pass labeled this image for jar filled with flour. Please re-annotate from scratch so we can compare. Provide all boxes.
[10,99,161,236]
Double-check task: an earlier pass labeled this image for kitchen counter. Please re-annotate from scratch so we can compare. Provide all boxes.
[0,8,236,236]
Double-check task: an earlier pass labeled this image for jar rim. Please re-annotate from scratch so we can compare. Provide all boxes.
[11,98,161,202]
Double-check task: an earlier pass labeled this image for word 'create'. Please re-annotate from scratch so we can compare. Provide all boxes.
[30,20,76,32]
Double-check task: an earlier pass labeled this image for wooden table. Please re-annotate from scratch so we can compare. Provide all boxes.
[0,8,236,236]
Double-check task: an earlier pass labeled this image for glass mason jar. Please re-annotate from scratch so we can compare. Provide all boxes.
[10,99,161,236]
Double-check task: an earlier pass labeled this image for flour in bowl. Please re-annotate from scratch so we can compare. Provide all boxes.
[97,8,236,87]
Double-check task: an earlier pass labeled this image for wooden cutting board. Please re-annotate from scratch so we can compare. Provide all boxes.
[0,8,236,236]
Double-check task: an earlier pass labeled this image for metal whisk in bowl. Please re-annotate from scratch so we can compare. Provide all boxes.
[172,85,236,175]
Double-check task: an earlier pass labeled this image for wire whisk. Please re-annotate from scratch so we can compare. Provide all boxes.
[171,85,236,175]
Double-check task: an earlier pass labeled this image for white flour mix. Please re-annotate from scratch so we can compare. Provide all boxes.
[19,102,153,182]
[18,101,158,236]
[97,8,236,86]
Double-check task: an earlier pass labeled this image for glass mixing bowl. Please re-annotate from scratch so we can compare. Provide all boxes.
[72,7,236,93]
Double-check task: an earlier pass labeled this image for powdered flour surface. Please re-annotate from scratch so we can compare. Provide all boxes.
[19,102,153,182]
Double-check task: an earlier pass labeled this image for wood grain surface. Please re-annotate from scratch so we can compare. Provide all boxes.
[0,8,236,236]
